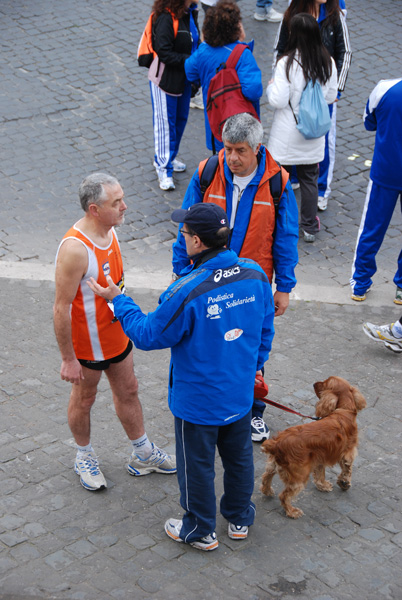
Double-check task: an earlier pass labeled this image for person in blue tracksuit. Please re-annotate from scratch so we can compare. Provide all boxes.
[184,0,262,152]
[88,203,275,551]
[171,114,298,443]
[149,0,200,191]
[350,78,402,304]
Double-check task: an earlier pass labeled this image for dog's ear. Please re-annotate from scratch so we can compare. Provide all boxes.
[315,390,338,417]
[351,386,367,411]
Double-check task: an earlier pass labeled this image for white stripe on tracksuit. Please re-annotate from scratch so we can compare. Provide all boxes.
[150,81,171,175]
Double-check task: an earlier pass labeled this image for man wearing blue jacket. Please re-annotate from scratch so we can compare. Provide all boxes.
[88,203,275,551]
[350,78,402,304]
[171,113,299,442]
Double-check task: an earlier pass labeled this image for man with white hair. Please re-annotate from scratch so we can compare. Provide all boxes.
[171,113,299,442]
[54,173,176,491]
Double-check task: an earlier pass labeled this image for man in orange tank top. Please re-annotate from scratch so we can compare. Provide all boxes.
[54,173,176,491]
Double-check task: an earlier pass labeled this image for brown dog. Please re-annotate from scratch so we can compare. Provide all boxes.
[260,376,367,518]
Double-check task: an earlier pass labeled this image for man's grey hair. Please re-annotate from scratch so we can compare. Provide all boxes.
[222,113,264,152]
[78,172,120,212]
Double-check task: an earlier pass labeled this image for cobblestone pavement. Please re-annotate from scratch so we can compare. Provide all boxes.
[0,0,401,598]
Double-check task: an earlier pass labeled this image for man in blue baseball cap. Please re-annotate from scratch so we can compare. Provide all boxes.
[87,203,275,551]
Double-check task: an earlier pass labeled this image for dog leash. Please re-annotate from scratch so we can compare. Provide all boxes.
[254,375,320,420]
[259,397,320,421]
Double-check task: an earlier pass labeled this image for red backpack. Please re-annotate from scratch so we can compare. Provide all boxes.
[206,44,260,143]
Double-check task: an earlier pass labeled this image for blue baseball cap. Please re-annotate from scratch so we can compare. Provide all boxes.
[171,203,229,238]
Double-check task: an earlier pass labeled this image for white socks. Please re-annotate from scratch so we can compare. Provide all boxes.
[131,433,153,460]
[76,443,94,458]
[391,321,402,338]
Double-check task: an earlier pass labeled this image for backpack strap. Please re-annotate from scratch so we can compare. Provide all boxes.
[200,154,220,195]
[225,43,249,70]
[269,170,282,217]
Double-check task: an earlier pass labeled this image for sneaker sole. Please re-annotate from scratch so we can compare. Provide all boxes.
[127,464,177,476]
[384,341,402,353]
[351,294,366,302]
[189,539,219,551]
[173,167,186,172]
[251,432,270,443]
[165,525,183,543]
[74,466,107,491]
[228,531,248,540]
[394,298,402,305]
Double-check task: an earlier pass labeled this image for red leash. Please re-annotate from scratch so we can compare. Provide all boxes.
[254,375,319,421]
[260,397,320,421]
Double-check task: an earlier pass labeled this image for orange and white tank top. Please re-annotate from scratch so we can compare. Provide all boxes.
[56,224,129,361]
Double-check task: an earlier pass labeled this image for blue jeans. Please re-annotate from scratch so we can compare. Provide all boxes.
[175,411,255,541]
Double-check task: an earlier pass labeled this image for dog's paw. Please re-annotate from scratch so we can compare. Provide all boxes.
[337,479,351,491]
[285,507,304,519]
[260,485,275,497]
[315,480,333,492]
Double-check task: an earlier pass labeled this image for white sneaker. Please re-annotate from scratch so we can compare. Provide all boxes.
[189,90,204,110]
[172,158,186,172]
[291,182,300,191]
[74,453,107,491]
[318,196,328,211]
[251,417,270,442]
[127,443,177,476]
[254,7,283,22]
[165,519,219,551]
[159,175,175,191]
[228,523,248,540]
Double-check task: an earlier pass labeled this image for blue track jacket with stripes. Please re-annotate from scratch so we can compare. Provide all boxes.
[112,249,275,426]
[363,78,402,191]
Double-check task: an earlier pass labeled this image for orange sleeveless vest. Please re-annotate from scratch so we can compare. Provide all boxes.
[57,225,129,362]
[198,149,289,282]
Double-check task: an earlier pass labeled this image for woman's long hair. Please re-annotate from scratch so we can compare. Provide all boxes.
[284,0,340,27]
[152,0,188,21]
[285,13,333,85]
[202,0,242,47]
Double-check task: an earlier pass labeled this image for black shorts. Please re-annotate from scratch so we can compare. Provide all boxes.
[78,341,133,371]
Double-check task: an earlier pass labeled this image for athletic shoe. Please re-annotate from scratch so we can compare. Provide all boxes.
[291,182,300,191]
[127,443,176,476]
[172,158,186,172]
[351,286,372,302]
[318,196,328,211]
[74,453,107,491]
[159,175,175,191]
[394,287,402,305]
[362,322,402,350]
[251,417,270,442]
[254,7,283,22]
[189,90,204,110]
[228,523,248,540]
[384,341,402,353]
[164,518,219,551]
[303,230,315,243]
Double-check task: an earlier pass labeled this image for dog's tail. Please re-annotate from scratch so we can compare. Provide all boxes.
[261,439,277,455]
[261,438,290,467]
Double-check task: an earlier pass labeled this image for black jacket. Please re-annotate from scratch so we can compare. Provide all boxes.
[276,12,351,92]
[153,9,199,95]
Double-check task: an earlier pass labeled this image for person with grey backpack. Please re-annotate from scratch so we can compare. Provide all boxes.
[267,13,337,242]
